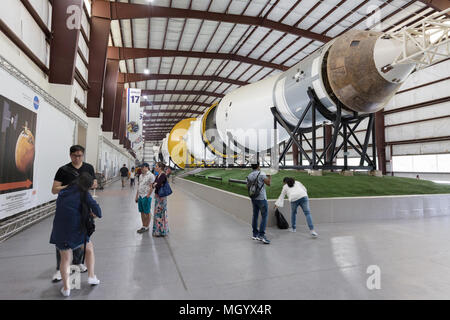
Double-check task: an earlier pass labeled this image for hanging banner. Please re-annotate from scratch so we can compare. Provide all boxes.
[126,88,141,148]
[131,106,144,152]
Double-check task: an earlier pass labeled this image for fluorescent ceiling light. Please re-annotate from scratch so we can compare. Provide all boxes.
[144,69,150,74]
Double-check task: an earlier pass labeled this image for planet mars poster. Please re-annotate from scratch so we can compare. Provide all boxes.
[0,94,37,196]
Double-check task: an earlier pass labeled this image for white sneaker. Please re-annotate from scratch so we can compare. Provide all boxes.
[78,264,88,273]
[289,228,296,233]
[60,287,70,297]
[88,276,100,285]
[310,230,318,238]
[52,270,62,282]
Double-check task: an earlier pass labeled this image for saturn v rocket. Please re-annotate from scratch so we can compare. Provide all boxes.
[154,13,450,169]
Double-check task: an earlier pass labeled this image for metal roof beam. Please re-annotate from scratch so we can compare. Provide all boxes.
[108,47,289,71]
[93,0,331,43]
[118,73,248,86]
[49,0,84,85]
[144,109,203,115]
[142,90,224,98]
[419,0,450,11]
[141,101,210,107]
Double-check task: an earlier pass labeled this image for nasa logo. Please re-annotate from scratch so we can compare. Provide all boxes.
[33,96,39,110]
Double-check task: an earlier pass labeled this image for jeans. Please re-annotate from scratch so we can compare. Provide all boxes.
[56,247,83,270]
[251,199,268,237]
[290,196,314,230]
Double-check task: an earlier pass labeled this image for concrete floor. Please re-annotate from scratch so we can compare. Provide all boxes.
[1,179,450,299]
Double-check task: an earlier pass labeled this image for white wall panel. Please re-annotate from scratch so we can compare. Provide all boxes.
[395,60,450,93]
[78,34,89,63]
[385,101,450,126]
[29,0,51,28]
[393,141,450,156]
[386,119,450,142]
[75,53,88,81]
[20,4,48,66]
[384,80,450,112]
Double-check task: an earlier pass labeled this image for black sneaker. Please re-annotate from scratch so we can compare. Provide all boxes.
[137,227,146,233]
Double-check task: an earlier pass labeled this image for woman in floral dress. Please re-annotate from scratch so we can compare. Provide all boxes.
[152,162,169,237]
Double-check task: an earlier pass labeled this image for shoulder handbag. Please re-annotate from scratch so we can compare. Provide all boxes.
[158,181,173,197]
[275,208,289,229]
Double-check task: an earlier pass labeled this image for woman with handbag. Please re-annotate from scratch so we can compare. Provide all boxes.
[152,162,171,237]
[49,172,102,297]
[274,177,318,237]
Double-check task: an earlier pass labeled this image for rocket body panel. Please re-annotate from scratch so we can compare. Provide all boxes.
[185,117,217,163]
[215,74,290,152]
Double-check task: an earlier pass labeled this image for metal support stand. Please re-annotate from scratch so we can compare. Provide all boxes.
[271,87,377,171]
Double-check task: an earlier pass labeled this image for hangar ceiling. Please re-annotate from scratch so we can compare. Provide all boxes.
[105,0,446,141]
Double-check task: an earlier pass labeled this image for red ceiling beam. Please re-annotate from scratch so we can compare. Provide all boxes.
[142,116,185,120]
[141,101,210,107]
[419,0,450,11]
[119,91,127,145]
[108,47,289,71]
[142,90,224,98]
[118,73,248,86]
[143,109,203,115]
[98,0,331,43]
[49,0,83,84]
[102,59,120,132]
[113,84,125,139]
[87,1,112,117]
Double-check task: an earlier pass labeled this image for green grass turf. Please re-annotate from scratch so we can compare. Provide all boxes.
[182,169,450,199]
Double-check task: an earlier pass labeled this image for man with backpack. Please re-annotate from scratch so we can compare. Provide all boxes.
[246,163,271,244]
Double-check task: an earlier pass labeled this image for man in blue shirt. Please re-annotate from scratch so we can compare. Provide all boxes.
[247,163,272,244]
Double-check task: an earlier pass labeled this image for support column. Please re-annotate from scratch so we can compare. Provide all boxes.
[113,84,124,140]
[49,0,83,84]
[375,110,387,175]
[292,143,299,166]
[102,59,120,131]
[119,91,127,146]
[324,124,332,164]
[87,0,112,117]
[86,117,102,172]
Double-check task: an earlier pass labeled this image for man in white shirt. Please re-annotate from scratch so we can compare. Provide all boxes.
[274,177,318,237]
[135,163,155,233]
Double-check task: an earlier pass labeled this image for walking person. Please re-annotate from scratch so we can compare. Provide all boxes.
[135,163,155,233]
[274,177,318,237]
[120,164,129,188]
[50,172,102,297]
[130,167,136,187]
[246,163,271,244]
[51,145,97,282]
[152,162,170,237]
